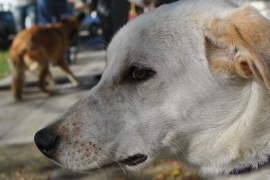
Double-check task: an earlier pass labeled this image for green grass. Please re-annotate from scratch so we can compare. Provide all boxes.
[0,51,10,78]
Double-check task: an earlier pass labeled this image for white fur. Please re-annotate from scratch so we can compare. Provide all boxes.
[45,0,270,179]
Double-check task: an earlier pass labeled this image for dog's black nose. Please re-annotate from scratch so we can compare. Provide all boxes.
[34,128,59,159]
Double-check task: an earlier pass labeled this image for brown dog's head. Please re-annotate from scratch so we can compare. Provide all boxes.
[56,13,85,40]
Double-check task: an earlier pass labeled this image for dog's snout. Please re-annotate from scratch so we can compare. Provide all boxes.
[34,127,59,159]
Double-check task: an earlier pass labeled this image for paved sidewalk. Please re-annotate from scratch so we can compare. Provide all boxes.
[0,49,137,179]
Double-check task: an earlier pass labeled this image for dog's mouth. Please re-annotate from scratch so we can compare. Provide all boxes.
[86,154,148,172]
[120,154,148,166]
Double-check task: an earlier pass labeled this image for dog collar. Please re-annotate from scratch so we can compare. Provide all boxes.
[229,156,270,175]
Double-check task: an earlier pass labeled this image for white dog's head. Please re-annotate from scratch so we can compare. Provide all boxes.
[35,0,270,177]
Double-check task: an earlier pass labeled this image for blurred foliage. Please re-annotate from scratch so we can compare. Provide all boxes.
[0,50,9,78]
[143,160,202,180]
[0,160,203,180]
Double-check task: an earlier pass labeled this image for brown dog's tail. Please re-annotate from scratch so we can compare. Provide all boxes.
[11,58,25,101]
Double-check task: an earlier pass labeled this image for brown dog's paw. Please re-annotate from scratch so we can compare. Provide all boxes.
[72,80,80,87]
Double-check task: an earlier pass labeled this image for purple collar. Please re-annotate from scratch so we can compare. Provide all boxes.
[229,156,270,175]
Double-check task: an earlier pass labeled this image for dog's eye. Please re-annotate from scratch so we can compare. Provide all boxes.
[129,66,154,81]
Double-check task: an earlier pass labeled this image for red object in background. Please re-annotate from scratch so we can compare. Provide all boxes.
[129,12,137,20]
[129,3,137,20]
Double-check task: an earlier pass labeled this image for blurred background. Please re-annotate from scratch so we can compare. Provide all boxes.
[0,0,269,179]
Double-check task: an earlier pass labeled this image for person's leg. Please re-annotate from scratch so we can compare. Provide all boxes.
[13,6,26,33]
[110,0,130,36]
[53,0,67,22]
[26,3,37,27]
[51,0,69,63]
[66,2,74,17]
[98,13,113,46]
[36,0,52,25]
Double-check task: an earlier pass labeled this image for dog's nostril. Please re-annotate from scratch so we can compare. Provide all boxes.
[34,127,59,159]
[120,154,147,166]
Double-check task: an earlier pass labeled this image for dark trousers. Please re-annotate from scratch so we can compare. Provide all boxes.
[98,0,130,44]
[110,0,130,36]
[37,0,67,25]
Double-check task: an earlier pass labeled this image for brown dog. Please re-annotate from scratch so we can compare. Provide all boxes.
[9,13,85,100]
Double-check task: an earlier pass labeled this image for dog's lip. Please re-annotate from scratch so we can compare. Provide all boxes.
[85,154,148,172]
[120,154,148,166]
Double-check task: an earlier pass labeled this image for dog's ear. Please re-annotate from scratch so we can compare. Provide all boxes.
[205,7,270,90]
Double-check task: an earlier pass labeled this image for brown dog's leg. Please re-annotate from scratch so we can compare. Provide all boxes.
[11,61,25,101]
[38,65,52,95]
[57,59,79,86]
[45,70,56,89]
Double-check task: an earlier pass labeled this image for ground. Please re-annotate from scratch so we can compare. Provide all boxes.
[0,143,197,180]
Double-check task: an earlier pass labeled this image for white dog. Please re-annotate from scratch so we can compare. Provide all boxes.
[34,0,270,179]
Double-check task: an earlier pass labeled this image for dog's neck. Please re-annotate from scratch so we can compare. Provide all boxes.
[235,80,270,131]
[227,81,270,175]
[187,80,270,175]
[225,81,270,174]
[216,80,270,173]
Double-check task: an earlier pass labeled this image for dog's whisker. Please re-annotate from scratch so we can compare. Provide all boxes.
[105,152,127,175]
[170,139,189,160]
[96,146,128,156]
[97,146,147,178]
[167,141,182,164]
[93,161,108,180]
